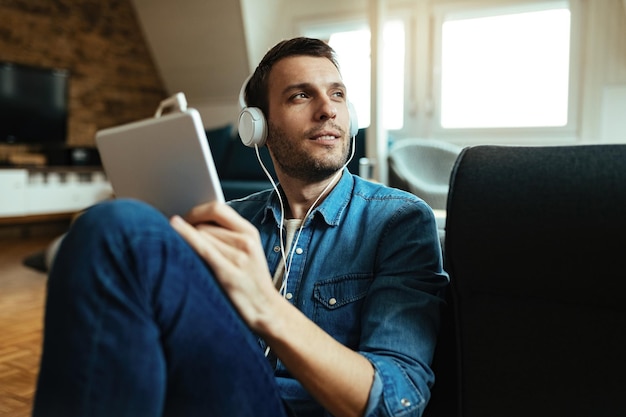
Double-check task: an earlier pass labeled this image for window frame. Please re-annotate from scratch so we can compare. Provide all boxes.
[430,0,583,144]
[297,10,411,132]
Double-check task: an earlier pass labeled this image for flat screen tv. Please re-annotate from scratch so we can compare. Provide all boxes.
[0,61,69,147]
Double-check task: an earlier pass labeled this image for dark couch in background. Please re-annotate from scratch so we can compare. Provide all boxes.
[204,124,274,201]
[205,124,366,201]
[424,143,626,417]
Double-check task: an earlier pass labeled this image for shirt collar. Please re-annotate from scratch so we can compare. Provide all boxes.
[261,168,354,227]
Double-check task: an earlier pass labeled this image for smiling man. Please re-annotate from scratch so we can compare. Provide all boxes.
[33,37,448,417]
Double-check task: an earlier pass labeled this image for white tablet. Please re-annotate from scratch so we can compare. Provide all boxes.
[95,108,225,218]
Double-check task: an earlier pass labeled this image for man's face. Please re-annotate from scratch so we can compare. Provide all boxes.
[265,56,352,182]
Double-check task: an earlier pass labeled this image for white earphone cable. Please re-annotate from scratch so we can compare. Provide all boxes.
[255,132,357,357]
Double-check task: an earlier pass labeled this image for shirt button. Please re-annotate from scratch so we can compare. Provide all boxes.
[295,247,303,255]
[273,246,280,253]
[328,297,337,306]
[400,398,411,407]
[285,293,293,300]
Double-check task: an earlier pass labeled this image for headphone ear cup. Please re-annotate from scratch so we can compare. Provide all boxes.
[348,101,359,138]
[239,99,356,145]
[238,106,267,147]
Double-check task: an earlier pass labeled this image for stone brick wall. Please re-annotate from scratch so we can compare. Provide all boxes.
[0,0,166,150]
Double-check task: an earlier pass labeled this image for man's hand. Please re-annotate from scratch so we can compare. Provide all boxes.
[170,201,373,417]
[169,201,282,331]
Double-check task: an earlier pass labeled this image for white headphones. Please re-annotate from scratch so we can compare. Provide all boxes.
[238,74,359,147]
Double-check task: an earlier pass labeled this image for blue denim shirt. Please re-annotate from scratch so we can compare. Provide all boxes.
[229,169,449,417]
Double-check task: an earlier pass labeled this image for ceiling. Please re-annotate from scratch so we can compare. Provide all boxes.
[130,0,250,106]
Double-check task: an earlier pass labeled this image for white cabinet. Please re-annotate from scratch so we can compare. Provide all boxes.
[0,170,28,216]
[0,168,112,218]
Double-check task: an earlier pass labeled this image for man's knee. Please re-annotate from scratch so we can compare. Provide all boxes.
[75,199,167,236]
[54,199,168,263]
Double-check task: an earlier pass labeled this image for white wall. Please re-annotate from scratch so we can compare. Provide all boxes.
[579,0,626,142]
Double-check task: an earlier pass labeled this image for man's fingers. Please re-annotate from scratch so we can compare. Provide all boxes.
[184,201,256,235]
[170,215,251,271]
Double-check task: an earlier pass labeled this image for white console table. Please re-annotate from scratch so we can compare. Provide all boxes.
[0,167,112,220]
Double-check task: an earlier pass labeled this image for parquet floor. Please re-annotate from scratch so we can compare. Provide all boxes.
[0,236,53,417]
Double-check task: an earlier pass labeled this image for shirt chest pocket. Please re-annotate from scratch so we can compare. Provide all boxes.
[312,274,372,349]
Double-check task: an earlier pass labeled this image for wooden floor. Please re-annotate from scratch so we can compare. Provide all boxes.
[0,235,54,417]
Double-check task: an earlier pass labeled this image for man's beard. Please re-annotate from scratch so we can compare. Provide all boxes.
[266,122,351,182]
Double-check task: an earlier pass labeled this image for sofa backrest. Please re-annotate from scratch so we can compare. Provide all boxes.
[435,144,626,417]
[205,124,276,181]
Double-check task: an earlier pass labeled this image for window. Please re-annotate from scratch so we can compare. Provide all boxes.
[436,1,573,130]
[302,19,405,130]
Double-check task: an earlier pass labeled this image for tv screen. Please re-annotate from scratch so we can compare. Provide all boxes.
[0,61,69,146]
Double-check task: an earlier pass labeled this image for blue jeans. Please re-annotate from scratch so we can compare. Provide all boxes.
[33,199,289,417]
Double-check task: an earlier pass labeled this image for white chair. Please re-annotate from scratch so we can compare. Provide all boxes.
[388,139,462,210]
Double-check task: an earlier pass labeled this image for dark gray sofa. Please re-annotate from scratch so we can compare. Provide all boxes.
[425,144,626,417]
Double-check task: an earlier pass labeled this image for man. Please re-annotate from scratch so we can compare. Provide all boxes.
[33,37,448,417]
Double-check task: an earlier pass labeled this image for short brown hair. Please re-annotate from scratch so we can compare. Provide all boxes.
[244,37,340,117]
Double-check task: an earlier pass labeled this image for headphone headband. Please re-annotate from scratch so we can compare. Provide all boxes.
[238,74,251,110]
